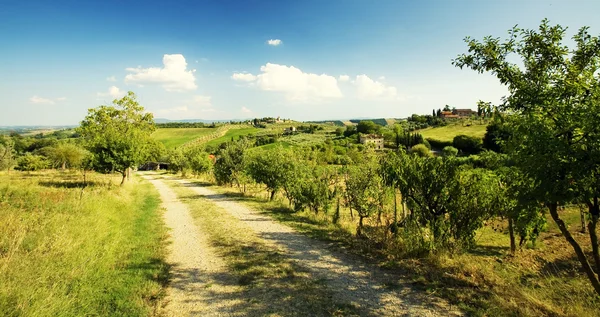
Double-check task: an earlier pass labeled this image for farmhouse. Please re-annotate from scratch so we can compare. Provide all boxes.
[283,126,297,134]
[455,108,477,117]
[441,111,459,119]
[359,134,384,150]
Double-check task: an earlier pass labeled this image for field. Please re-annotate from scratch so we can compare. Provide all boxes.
[203,127,262,147]
[0,171,167,316]
[153,127,217,149]
[419,122,488,142]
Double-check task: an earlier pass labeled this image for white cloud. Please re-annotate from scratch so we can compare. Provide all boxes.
[106,76,116,82]
[124,54,197,92]
[30,96,55,105]
[339,75,350,82]
[241,106,252,113]
[353,74,398,100]
[97,86,125,99]
[192,95,212,107]
[267,39,282,46]
[231,73,257,82]
[233,63,342,101]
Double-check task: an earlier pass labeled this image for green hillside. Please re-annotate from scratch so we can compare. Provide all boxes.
[153,127,217,149]
[419,123,488,142]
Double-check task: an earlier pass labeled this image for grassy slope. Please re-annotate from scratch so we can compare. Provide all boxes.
[203,181,600,317]
[203,127,262,147]
[0,171,168,317]
[419,123,488,142]
[153,127,217,149]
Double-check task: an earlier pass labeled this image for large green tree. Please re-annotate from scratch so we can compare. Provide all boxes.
[78,92,156,185]
[454,19,600,294]
[0,136,16,172]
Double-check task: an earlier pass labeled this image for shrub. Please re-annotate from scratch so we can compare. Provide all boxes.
[442,146,459,157]
[15,153,48,171]
[410,144,431,157]
[453,134,482,155]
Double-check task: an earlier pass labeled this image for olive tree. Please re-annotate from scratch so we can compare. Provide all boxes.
[454,19,600,294]
[78,91,156,185]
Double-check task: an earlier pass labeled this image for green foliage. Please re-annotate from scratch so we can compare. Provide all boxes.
[483,120,512,153]
[42,142,88,169]
[344,157,384,234]
[78,92,156,183]
[0,136,15,171]
[454,19,600,293]
[213,139,250,186]
[442,146,459,157]
[453,134,482,155]
[15,153,48,171]
[356,120,381,135]
[246,147,296,200]
[410,144,431,157]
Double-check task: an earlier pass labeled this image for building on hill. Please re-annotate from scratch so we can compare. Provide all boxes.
[359,134,384,150]
[441,111,459,119]
[455,109,477,117]
[283,126,297,134]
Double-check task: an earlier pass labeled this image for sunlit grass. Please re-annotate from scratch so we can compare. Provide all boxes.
[0,171,168,317]
[153,127,218,149]
[419,122,488,142]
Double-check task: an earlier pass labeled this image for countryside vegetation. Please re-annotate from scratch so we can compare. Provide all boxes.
[1,20,600,316]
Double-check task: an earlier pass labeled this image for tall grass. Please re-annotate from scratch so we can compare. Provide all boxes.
[0,171,168,317]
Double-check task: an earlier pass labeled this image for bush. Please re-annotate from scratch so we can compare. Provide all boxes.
[442,146,459,157]
[15,153,48,171]
[453,134,482,155]
[410,144,431,157]
[426,138,453,150]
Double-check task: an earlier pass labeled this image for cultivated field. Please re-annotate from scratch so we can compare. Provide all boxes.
[419,123,488,141]
[153,127,218,149]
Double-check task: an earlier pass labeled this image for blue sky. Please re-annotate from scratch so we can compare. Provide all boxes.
[1,0,599,125]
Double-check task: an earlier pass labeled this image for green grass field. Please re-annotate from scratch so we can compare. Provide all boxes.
[153,127,217,149]
[419,123,488,142]
[203,127,262,147]
[0,171,168,316]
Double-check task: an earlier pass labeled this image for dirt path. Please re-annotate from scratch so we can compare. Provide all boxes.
[169,178,462,316]
[144,176,244,316]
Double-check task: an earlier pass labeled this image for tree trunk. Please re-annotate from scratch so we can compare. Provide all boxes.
[589,214,600,278]
[581,206,587,233]
[349,206,354,221]
[548,202,600,295]
[269,190,276,201]
[393,189,398,236]
[120,172,126,186]
[508,217,516,254]
[357,216,364,236]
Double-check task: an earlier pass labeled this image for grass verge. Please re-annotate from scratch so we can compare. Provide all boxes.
[0,171,168,317]
[167,180,359,316]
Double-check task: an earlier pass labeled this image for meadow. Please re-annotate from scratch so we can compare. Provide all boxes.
[153,127,217,149]
[0,171,168,316]
[419,122,488,142]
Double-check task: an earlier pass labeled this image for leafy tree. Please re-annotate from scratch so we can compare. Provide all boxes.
[454,19,600,294]
[345,158,384,235]
[213,139,250,187]
[0,136,16,171]
[335,127,344,137]
[410,144,431,157]
[15,153,48,171]
[442,146,459,157]
[356,120,381,135]
[42,142,87,169]
[246,147,295,200]
[78,92,156,185]
[453,135,482,155]
[185,145,212,176]
[482,120,512,153]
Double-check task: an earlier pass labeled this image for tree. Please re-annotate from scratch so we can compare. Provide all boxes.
[453,135,482,155]
[78,92,156,185]
[0,136,16,171]
[345,158,384,236]
[482,120,512,153]
[356,120,381,135]
[442,146,459,157]
[410,144,431,157]
[43,142,87,169]
[15,153,48,171]
[246,147,295,200]
[213,139,250,187]
[454,19,600,294]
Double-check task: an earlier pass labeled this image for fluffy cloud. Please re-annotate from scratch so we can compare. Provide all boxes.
[353,74,398,99]
[241,106,252,113]
[97,86,125,99]
[29,96,55,105]
[232,63,342,101]
[124,54,197,92]
[267,39,282,46]
[231,73,257,82]
[338,75,350,82]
